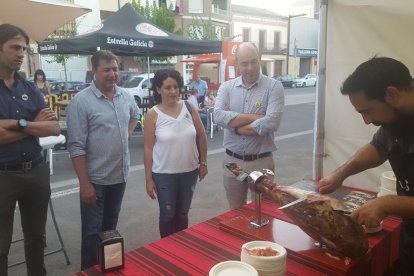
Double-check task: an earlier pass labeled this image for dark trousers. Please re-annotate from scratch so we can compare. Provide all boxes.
[80,182,126,270]
[0,162,50,276]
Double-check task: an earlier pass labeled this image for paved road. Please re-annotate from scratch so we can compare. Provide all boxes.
[9,86,316,275]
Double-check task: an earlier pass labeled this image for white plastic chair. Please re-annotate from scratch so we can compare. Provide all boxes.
[207,108,217,139]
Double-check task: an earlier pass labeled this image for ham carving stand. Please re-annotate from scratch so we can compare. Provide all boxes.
[235,166,275,229]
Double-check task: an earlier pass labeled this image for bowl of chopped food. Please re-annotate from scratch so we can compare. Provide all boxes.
[241,241,286,275]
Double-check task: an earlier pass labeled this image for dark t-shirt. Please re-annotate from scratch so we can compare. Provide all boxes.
[0,73,47,163]
[371,123,414,270]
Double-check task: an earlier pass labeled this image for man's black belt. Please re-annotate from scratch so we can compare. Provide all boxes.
[0,157,43,172]
[225,149,271,161]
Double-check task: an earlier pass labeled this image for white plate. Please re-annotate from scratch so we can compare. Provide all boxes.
[209,261,258,276]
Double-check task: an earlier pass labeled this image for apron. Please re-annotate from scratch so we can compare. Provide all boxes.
[388,137,414,272]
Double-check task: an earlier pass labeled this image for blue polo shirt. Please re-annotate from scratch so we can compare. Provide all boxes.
[0,73,47,163]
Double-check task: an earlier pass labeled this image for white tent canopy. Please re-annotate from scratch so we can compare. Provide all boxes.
[314,0,414,191]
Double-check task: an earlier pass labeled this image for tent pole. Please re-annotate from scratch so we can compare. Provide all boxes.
[312,0,328,181]
[147,56,151,98]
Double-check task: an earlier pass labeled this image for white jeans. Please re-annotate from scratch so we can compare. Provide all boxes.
[222,153,275,210]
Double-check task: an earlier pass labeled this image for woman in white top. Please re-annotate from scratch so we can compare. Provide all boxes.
[144,69,208,238]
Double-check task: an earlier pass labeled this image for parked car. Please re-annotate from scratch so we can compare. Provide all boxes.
[123,73,154,107]
[295,74,317,87]
[27,76,63,83]
[50,81,87,95]
[273,74,295,88]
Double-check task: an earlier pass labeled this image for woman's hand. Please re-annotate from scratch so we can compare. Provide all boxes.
[146,179,157,199]
[198,164,208,181]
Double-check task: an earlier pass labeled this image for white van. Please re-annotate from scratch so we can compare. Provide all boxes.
[123,73,154,107]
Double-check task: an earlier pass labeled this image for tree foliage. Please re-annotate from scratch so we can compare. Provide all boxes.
[131,0,180,64]
[44,22,78,82]
[187,16,219,41]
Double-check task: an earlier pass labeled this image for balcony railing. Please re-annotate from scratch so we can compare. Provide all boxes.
[212,7,229,17]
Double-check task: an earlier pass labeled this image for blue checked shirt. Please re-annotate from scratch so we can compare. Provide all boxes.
[67,82,139,185]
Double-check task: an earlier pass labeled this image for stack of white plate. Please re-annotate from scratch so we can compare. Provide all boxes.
[378,171,397,197]
[240,241,287,276]
[209,261,258,276]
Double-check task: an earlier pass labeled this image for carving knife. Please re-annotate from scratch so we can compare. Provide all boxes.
[278,197,307,210]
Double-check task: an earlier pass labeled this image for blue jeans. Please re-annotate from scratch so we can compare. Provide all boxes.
[80,182,126,270]
[152,170,198,238]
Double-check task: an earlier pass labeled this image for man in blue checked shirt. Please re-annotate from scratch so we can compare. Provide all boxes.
[67,50,139,270]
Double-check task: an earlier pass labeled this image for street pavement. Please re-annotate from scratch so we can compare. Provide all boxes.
[8,87,316,276]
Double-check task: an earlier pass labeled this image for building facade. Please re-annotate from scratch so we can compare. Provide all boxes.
[23,0,318,82]
[230,5,287,77]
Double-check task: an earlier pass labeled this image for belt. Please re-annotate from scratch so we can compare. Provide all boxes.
[0,157,43,172]
[225,149,271,161]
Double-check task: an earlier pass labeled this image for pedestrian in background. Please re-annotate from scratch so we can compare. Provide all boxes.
[187,88,208,129]
[190,73,209,105]
[144,68,208,238]
[67,50,139,270]
[34,69,50,96]
[214,42,285,210]
[0,24,60,276]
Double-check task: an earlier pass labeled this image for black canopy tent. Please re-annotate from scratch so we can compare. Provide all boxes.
[38,3,222,56]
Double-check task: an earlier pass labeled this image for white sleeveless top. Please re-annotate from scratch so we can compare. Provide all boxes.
[152,102,199,173]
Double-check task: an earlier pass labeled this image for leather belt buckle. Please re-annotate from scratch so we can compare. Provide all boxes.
[22,161,33,173]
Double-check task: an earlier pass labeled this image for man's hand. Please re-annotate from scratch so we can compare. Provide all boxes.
[34,108,57,122]
[80,181,96,205]
[316,172,343,194]
[351,198,387,228]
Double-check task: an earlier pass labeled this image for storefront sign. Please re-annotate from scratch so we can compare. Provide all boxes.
[296,48,318,57]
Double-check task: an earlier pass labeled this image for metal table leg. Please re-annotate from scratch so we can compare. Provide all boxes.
[47,199,70,265]
[8,199,71,268]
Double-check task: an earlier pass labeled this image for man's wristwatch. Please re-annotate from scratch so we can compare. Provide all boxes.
[199,161,207,167]
[17,119,27,130]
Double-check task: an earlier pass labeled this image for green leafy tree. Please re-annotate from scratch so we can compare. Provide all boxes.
[187,16,219,41]
[44,22,77,84]
[131,0,179,65]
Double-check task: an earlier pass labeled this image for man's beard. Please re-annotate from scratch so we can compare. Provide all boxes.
[381,109,414,137]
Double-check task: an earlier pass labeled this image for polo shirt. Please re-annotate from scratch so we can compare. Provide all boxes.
[0,73,46,163]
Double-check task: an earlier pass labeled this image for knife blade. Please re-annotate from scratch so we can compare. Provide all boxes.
[278,197,307,210]
[332,208,352,216]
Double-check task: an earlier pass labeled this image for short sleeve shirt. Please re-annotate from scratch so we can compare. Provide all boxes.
[0,73,47,163]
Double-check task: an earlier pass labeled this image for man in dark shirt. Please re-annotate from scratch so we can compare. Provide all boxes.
[0,24,60,276]
[316,57,414,275]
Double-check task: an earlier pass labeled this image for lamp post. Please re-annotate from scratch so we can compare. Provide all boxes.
[286,13,306,75]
